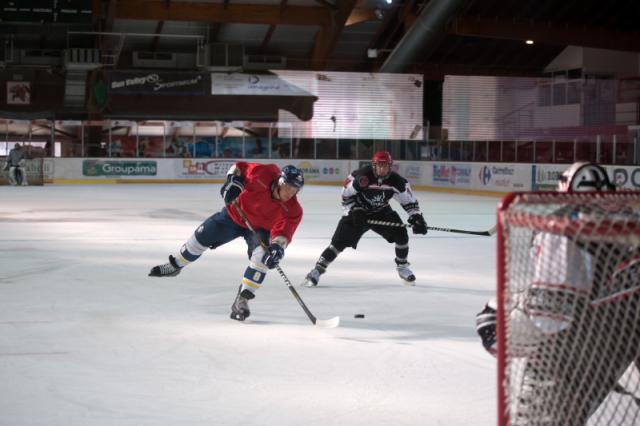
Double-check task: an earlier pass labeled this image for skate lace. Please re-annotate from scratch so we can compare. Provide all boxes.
[397,262,412,274]
[234,296,249,312]
[158,262,178,275]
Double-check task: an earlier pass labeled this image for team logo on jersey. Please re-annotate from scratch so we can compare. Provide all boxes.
[362,193,386,208]
[358,175,369,188]
[371,194,385,205]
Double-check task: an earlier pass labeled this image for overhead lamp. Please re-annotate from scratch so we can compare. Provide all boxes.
[525,40,534,45]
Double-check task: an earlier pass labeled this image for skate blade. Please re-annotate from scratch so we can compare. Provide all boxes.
[314,316,340,328]
[401,278,416,287]
[301,279,317,288]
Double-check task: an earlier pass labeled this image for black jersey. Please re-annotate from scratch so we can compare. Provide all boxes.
[341,165,421,216]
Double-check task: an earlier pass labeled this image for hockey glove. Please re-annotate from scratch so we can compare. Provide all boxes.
[350,207,367,227]
[262,243,284,269]
[220,175,244,205]
[476,301,497,356]
[408,213,428,235]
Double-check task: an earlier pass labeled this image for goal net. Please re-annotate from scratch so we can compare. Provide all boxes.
[0,158,47,185]
[497,191,640,426]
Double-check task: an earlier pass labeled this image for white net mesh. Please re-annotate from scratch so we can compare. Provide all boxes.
[497,192,640,426]
[0,158,47,185]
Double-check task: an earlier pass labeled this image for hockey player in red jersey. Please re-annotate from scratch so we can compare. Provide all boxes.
[149,162,304,321]
[303,151,427,287]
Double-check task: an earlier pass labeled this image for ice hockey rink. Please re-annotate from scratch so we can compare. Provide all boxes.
[0,184,498,426]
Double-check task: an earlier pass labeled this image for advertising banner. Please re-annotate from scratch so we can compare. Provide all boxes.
[474,164,529,191]
[431,163,472,188]
[609,166,640,190]
[532,164,567,191]
[533,164,638,191]
[107,72,208,95]
[7,81,31,105]
[176,159,237,179]
[82,160,157,177]
[211,73,311,96]
[173,159,351,183]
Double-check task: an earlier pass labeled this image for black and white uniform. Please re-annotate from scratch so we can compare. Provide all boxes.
[330,165,421,250]
[304,164,425,286]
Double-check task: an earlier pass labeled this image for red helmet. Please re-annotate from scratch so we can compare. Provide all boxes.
[372,151,392,165]
[372,151,392,178]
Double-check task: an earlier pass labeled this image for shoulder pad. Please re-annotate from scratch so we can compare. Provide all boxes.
[384,172,408,191]
[352,166,375,190]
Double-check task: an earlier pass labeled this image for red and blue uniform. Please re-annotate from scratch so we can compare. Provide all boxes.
[227,162,302,245]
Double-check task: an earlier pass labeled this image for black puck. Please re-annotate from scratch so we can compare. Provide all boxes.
[354,314,365,318]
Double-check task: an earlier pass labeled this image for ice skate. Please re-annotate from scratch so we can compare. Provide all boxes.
[303,268,321,287]
[230,285,255,321]
[396,261,416,285]
[148,255,182,277]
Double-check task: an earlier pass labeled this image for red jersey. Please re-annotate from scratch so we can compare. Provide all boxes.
[226,162,303,245]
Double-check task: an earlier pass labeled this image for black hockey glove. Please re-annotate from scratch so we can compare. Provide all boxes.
[408,214,428,235]
[262,243,285,269]
[476,301,497,356]
[350,207,367,227]
[220,174,244,205]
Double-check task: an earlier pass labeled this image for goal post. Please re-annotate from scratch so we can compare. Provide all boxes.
[0,157,48,185]
[497,191,640,426]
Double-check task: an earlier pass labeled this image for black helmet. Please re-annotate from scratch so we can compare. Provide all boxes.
[279,165,304,190]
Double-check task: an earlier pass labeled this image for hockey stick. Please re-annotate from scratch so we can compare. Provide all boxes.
[231,201,339,328]
[366,219,496,237]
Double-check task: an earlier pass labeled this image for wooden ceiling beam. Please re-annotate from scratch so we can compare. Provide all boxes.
[310,0,358,70]
[450,16,640,52]
[345,7,378,26]
[106,1,331,26]
[260,0,288,53]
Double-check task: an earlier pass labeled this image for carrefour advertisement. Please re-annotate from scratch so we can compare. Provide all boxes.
[473,164,528,191]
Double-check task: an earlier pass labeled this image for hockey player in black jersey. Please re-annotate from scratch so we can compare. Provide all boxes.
[303,151,428,287]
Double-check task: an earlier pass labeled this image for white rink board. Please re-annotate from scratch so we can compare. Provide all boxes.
[47,158,637,193]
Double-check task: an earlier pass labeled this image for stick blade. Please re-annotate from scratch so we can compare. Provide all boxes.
[314,316,340,328]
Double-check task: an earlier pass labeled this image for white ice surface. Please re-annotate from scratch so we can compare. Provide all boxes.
[0,185,498,426]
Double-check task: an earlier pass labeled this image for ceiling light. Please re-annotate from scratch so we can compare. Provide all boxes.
[525,40,534,45]
[385,0,393,4]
